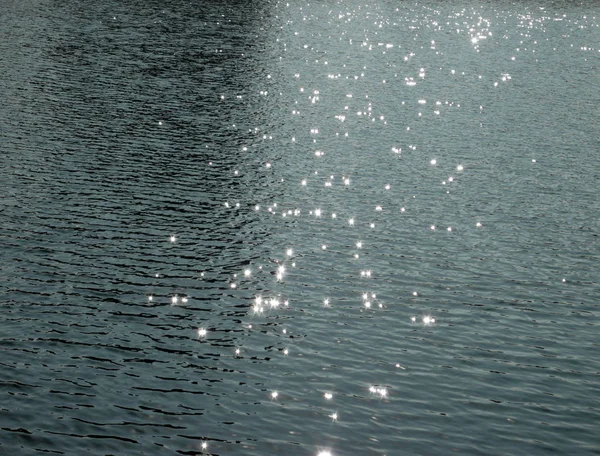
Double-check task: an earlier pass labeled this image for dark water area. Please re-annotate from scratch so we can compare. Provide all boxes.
[1,0,599,455]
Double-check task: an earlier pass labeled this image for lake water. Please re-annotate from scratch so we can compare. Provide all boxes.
[1,0,599,455]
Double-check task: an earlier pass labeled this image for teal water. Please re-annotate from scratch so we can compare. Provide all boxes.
[1,1,599,455]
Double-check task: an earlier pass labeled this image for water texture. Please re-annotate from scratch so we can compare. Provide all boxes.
[1,0,599,455]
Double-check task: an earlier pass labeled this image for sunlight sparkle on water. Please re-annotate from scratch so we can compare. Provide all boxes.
[423,316,436,326]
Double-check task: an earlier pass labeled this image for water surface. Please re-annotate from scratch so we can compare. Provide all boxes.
[1,1,599,455]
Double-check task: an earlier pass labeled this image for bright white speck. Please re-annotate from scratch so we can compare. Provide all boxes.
[283,348,289,355]
[431,225,436,230]
[169,235,177,243]
[329,412,338,421]
[411,316,417,323]
[172,296,179,305]
[447,227,452,232]
[181,297,188,303]
[271,391,278,399]
[201,441,207,450]
[317,451,333,456]
[286,248,293,257]
[423,315,435,325]
[476,222,482,227]
[244,269,251,277]
[324,392,333,400]
[413,291,418,296]
[348,218,355,226]
[323,298,330,307]
[198,328,207,338]
[148,295,153,302]
[321,244,327,250]
[430,159,437,165]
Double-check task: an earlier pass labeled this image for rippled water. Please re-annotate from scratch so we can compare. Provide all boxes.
[1,0,599,455]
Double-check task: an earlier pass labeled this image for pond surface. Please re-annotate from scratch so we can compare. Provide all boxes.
[1,0,599,455]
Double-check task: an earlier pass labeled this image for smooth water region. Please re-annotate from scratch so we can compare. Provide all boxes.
[1,0,599,455]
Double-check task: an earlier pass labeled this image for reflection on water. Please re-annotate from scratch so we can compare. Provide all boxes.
[1,0,599,455]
